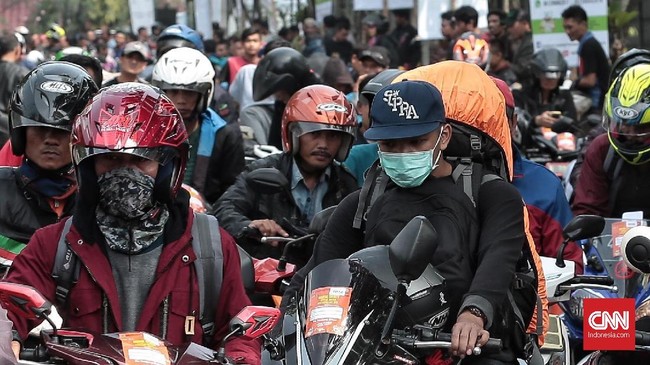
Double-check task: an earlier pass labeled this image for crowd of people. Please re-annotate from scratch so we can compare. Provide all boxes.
[0,2,646,365]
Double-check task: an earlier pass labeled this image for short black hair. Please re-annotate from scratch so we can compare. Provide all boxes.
[441,10,455,22]
[487,9,507,24]
[562,5,588,23]
[59,54,103,87]
[262,39,291,55]
[204,39,216,53]
[252,18,269,30]
[137,26,147,33]
[278,27,289,38]
[393,9,411,19]
[454,6,479,27]
[0,31,19,56]
[335,17,351,31]
[241,27,260,42]
[489,38,506,55]
[323,15,337,27]
[289,25,300,33]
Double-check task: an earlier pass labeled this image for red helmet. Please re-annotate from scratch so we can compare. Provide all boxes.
[281,85,357,161]
[71,83,189,202]
[453,32,490,68]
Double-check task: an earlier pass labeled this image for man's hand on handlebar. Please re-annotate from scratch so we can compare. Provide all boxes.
[451,311,489,359]
[249,220,289,247]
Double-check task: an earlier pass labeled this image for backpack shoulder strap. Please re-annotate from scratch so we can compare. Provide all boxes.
[191,212,223,338]
[603,146,625,214]
[52,218,80,307]
[451,159,501,208]
[353,160,387,230]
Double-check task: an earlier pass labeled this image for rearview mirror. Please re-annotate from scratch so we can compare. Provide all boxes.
[245,168,289,195]
[229,305,281,341]
[309,206,337,234]
[388,216,438,283]
[563,215,605,241]
[0,282,51,321]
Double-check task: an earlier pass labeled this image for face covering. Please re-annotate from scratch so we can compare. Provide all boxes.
[378,129,444,188]
[95,167,169,254]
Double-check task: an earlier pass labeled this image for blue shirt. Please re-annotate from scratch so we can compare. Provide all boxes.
[290,159,331,222]
[344,143,379,187]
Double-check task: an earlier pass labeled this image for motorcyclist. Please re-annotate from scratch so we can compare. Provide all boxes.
[492,77,581,272]
[4,83,260,364]
[0,31,29,145]
[140,24,205,81]
[572,63,650,218]
[213,84,358,264]
[452,31,490,69]
[252,47,322,149]
[152,47,244,204]
[514,48,577,142]
[0,62,97,271]
[282,64,546,364]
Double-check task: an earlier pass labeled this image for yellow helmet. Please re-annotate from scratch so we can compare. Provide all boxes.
[604,63,650,165]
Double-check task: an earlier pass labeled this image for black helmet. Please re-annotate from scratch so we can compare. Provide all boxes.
[530,48,567,83]
[252,47,321,102]
[362,13,390,35]
[361,69,405,106]
[610,48,650,85]
[9,61,98,155]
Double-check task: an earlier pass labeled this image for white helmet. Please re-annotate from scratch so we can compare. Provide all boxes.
[152,47,215,114]
[621,226,650,274]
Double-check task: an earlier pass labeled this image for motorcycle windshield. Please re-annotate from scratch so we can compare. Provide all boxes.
[589,218,650,301]
[298,258,393,365]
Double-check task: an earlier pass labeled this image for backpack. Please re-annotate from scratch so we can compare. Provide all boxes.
[51,213,223,341]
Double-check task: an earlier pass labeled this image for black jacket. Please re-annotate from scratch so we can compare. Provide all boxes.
[0,168,75,244]
[212,152,358,261]
[0,61,29,144]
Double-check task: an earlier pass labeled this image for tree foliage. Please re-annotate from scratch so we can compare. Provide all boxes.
[29,0,131,35]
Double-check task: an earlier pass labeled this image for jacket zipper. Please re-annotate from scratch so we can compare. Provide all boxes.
[102,294,109,333]
[161,295,169,339]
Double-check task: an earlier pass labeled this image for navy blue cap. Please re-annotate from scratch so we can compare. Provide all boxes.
[365,80,446,140]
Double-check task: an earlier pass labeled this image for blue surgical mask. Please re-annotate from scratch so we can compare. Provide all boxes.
[378,131,443,188]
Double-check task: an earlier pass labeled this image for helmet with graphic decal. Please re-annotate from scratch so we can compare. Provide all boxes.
[610,48,650,85]
[453,32,490,69]
[152,47,215,116]
[281,84,357,161]
[71,83,189,205]
[9,61,98,156]
[603,63,650,165]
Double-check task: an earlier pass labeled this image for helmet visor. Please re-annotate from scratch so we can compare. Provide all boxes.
[11,111,72,132]
[541,71,563,79]
[73,146,179,166]
[289,121,355,139]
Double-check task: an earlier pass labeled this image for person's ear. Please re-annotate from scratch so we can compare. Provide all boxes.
[439,123,452,150]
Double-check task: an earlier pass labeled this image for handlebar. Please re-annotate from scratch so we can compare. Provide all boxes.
[391,331,502,355]
[558,283,618,293]
[636,330,650,347]
[19,345,48,362]
[569,275,614,286]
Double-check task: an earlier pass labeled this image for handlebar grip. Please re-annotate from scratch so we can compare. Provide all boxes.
[436,332,502,352]
[20,345,47,362]
[239,226,262,241]
[571,275,614,286]
[636,330,650,346]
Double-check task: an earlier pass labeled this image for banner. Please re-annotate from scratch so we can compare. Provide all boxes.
[128,0,155,35]
[529,0,609,67]
[195,0,213,39]
[315,0,333,24]
[353,0,415,11]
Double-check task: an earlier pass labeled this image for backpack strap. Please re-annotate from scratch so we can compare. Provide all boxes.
[603,146,625,214]
[353,160,387,230]
[190,212,223,340]
[52,218,79,307]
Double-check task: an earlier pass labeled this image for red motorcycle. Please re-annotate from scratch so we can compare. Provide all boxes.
[0,282,280,364]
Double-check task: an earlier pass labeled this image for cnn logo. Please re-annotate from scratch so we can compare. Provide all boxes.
[583,298,635,351]
[587,310,629,330]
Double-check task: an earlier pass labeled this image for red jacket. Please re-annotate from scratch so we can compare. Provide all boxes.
[5,213,261,364]
[0,141,21,167]
[572,134,614,217]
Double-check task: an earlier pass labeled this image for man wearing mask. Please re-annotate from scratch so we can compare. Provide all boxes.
[0,62,97,272]
[152,47,244,204]
[214,85,358,265]
[5,83,261,364]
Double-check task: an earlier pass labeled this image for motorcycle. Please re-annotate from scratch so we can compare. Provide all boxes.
[266,216,503,364]
[0,281,280,364]
[565,218,650,364]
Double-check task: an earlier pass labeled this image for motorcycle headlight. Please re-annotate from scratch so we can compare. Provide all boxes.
[563,289,604,322]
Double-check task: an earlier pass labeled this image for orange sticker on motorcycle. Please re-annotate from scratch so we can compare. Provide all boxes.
[119,332,171,365]
[612,220,643,257]
[305,287,352,338]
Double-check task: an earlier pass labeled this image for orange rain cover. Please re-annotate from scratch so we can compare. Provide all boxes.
[396,61,514,181]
